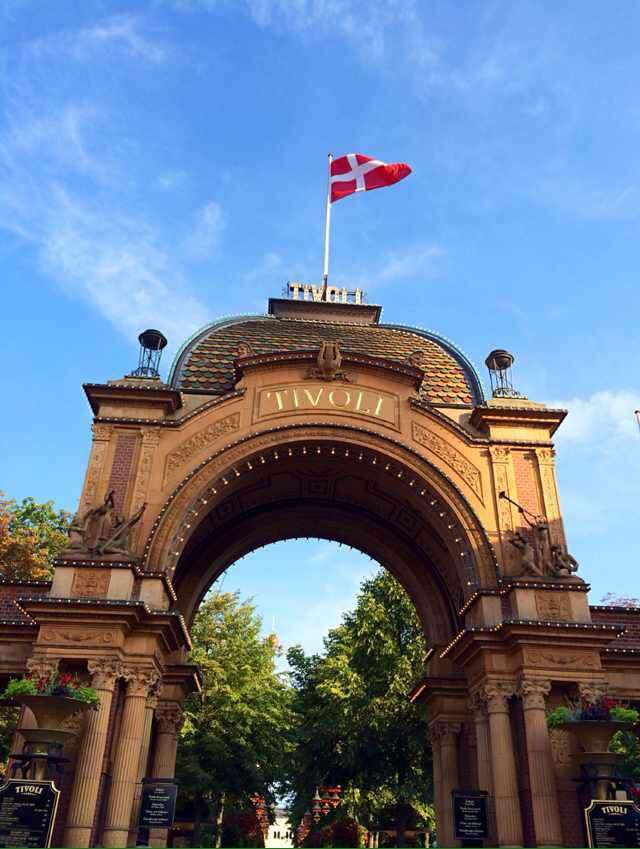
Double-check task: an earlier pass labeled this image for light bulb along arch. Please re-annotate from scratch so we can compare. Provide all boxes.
[143,423,499,650]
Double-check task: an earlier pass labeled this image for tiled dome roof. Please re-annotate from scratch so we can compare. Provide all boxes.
[169,313,483,407]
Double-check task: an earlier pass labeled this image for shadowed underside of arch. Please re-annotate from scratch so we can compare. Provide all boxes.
[145,425,498,650]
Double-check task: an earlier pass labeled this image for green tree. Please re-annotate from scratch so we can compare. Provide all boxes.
[176,591,293,847]
[0,495,71,581]
[286,570,433,847]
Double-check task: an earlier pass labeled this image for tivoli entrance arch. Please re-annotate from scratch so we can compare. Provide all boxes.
[1,291,639,847]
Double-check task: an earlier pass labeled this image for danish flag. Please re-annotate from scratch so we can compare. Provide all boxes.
[330,153,411,203]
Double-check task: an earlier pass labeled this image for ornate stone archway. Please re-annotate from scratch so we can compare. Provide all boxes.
[1,292,639,848]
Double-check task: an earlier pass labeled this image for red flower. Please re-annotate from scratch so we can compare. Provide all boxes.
[59,673,73,686]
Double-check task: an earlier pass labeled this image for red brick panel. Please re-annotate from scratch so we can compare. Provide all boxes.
[106,433,138,513]
[590,606,640,648]
[512,450,542,518]
[0,581,50,621]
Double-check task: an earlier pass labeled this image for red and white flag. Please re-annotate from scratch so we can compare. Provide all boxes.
[330,153,411,203]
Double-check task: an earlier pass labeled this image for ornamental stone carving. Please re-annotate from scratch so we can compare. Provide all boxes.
[88,658,121,689]
[155,702,185,735]
[535,591,571,621]
[578,681,607,703]
[67,490,146,558]
[307,341,351,382]
[121,667,161,697]
[518,679,551,710]
[468,692,488,718]
[481,681,516,713]
[429,721,462,741]
[164,413,241,479]
[26,656,59,679]
[412,422,483,501]
[70,569,110,598]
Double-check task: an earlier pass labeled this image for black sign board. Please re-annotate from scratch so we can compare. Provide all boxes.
[585,800,640,848]
[0,779,60,848]
[453,790,488,841]
[139,780,178,829]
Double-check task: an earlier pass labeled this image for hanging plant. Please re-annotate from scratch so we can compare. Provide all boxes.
[547,696,639,728]
[3,672,99,708]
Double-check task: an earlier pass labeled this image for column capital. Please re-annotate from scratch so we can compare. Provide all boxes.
[121,666,160,697]
[518,678,551,710]
[468,691,488,718]
[428,720,462,743]
[480,680,517,713]
[88,658,121,689]
[156,701,185,735]
[26,656,59,679]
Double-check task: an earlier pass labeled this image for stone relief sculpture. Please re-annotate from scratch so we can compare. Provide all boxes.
[67,490,146,559]
[308,341,351,382]
[501,492,579,579]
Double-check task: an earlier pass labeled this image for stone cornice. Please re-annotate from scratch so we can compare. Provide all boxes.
[93,390,244,425]
[16,596,190,652]
[84,381,182,416]
[469,404,567,438]
[440,619,624,666]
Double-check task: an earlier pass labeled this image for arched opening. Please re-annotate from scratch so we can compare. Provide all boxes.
[147,427,497,652]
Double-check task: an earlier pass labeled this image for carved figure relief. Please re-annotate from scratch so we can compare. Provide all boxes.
[67,490,146,559]
[165,413,241,479]
[307,341,351,382]
[412,422,483,501]
[549,728,571,765]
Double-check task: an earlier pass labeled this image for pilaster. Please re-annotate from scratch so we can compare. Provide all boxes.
[430,721,461,848]
[148,701,185,848]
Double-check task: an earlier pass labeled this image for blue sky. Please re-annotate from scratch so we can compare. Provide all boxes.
[1,1,639,654]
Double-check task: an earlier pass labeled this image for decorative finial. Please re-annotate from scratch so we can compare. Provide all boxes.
[132,329,167,378]
[485,348,524,398]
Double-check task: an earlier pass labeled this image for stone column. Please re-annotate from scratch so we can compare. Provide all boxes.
[483,682,523,847]
[148,701,185,848]
[127,686,161,847]
[518,680,562,847]
[427,726,443,845]
[469,693,497,844]
[64,659,121,848]
[431,721,460,848]
[102,668,159,849]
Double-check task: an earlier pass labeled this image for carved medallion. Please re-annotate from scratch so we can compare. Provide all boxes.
[535,590,571,621]
[70,569,110,598]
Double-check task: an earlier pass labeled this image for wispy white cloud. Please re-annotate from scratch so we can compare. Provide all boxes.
[375,243,445,283]
[26,13,169,64]
[548,390,639,444]
[0,90,210,344]
[185,200,225,260]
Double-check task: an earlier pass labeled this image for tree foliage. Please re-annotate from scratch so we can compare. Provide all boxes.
[286,570,434,845]
[0,495,71,581]
[176,591,293,846]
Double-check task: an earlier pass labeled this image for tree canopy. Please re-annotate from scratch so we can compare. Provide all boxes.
[0,495,71,581]
[176,591,294,846]
[285,570,434,845]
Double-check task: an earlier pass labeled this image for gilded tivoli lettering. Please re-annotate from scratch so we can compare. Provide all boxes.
[256,384,399,428]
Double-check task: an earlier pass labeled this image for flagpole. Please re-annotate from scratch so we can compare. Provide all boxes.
[322,153,333,299]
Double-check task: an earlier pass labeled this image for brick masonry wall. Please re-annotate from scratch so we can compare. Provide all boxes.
[590,606,640,648]
[0,580,51,621]
[106,433,138,513]
[512,450,542,518]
